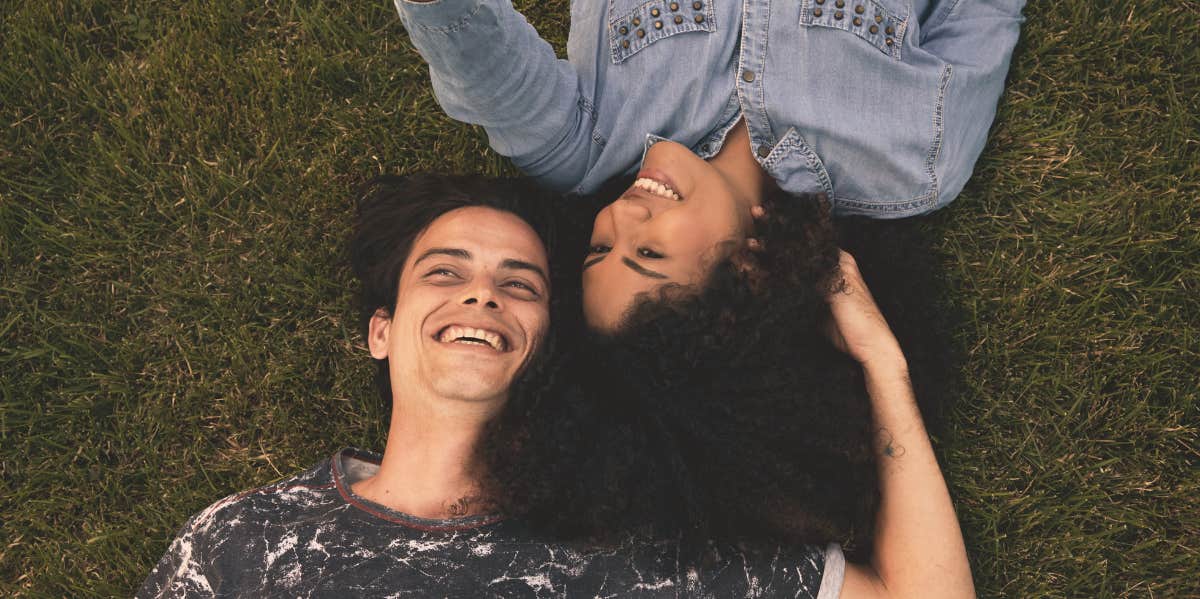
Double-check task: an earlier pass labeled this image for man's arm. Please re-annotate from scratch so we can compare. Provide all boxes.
[393,0,595,191]
[136,512,216,598]
[829,251,975,599]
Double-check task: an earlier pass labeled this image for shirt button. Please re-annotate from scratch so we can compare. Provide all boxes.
[813,7,822,16]
[637,29,645,38]
[815,0,824,3]
[619,26,628,35]
[869,24,878,34]
[742,70,755,82]
[835,0,844,7]
[693,1,703,9]
[694,13,704,23]
[885,37,894,46]
[885,25,894,34]
[834,10,844,19]
[632,17,641,25]
[622,40,630,48]
[875,14,883,23]
[756,144,771,158]
[853,16,862,26]
[674,15,683,23]
[854,4,865,13]
[651,8,660,16]
[654,20,663,29]
[670,1,679,10]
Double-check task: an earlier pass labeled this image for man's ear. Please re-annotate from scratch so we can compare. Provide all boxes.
[367,308,392,360]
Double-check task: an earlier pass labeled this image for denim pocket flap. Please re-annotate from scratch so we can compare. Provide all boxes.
[802,0,907,60]
[609,0,715,64]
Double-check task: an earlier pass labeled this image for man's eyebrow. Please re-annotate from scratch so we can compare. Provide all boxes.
[414,247,471,265]
[500,259,549,285]
[622,257,668,279]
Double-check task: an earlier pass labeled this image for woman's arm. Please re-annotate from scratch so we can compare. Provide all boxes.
[918,0,1026,209]
[391,0,595,191]
[829,251,975,599]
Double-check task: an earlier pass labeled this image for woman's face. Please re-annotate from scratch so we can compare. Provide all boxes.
[582,140,759,331]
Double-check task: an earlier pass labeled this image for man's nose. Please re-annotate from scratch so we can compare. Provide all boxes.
[460,281,501,310]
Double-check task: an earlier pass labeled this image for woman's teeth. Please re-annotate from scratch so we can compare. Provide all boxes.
[437,326,506,351]
[633,177,681,201]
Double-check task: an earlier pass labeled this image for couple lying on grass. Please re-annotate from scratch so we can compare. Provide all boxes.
[143,0,1025,595]
[143,174,966,598]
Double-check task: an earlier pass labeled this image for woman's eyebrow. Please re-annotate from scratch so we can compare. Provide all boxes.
[582,255,605,270]
[622,257,668,279]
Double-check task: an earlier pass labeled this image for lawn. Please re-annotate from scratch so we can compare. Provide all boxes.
[1,0,1197,596]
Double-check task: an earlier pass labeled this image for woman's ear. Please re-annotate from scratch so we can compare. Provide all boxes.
[731,239,767,292]
[367,308,392,360]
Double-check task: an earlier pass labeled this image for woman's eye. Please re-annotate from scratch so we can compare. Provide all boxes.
[587,244,611,255]
[427,268,459,278]
[637,247,664,259]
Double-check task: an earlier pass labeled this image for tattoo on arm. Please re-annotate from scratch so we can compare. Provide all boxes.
[876,428,905,459]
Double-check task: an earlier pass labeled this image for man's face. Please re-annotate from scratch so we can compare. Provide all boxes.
[369,207,550,405]
[581,139,755,331]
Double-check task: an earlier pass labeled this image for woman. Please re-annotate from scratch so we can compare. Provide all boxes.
[489,185,974,597]
[391,0,1025,328]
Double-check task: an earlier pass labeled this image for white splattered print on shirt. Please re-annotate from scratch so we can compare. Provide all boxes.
[139,448,843,598]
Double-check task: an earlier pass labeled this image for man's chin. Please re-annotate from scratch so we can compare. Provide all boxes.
[428,365,514,403]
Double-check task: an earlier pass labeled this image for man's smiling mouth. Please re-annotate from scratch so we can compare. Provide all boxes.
[435,325,508,351]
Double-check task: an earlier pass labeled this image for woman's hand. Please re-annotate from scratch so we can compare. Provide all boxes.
[825,250,907,373]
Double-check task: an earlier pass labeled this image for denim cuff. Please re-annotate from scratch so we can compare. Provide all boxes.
[393,0,486,32]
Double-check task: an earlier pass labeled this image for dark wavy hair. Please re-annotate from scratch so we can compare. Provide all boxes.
[348,173,566,413]
[482,185,962,558]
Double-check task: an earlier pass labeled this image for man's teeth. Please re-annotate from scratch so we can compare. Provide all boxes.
[437,326,506,351]
[633,177,681,200]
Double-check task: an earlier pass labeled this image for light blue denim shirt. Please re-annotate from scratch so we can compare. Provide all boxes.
[393,0,1024,217]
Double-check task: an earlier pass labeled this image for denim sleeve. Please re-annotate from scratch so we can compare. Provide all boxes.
[393,0,591,191]
[920,0,1026,207]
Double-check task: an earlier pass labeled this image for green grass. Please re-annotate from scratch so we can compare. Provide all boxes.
[1,0,1196,596]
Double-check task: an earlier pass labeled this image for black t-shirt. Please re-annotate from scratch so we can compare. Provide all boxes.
[140,448,844,598]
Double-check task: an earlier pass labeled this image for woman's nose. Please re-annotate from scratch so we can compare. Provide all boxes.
[612,198,652,223]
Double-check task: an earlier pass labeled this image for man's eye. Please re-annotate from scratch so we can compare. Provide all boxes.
[587,244,611,254]
[504,281,541,298]
[637,247,664,259]
[427,268,459,278]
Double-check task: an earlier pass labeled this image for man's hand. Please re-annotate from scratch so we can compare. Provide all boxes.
[825,251,906,372]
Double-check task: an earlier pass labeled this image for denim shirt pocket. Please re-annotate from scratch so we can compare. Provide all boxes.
[801,0,908,60]
[608,0,715,64]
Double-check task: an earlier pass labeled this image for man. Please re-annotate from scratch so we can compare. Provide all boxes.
[138,175,842,597]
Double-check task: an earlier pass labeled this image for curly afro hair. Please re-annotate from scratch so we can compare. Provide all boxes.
[349,175,962,560]
[483,186,963,559]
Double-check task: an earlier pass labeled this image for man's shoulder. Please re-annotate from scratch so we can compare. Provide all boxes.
[186,450,352,537]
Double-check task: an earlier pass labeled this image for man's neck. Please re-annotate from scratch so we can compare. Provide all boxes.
[351,392,503,519]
